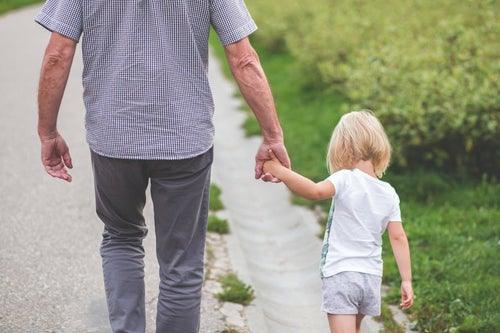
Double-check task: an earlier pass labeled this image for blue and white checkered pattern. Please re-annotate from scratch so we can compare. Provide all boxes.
[35,0,257,160]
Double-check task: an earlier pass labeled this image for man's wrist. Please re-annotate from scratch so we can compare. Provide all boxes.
[262,130,283,144]
[38,128,59,141]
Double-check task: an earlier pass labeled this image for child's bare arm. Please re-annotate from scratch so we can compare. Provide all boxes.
[387,222,414,309]
[263,152,334,201]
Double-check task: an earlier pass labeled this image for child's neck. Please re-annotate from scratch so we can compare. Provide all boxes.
[354,160,377,178]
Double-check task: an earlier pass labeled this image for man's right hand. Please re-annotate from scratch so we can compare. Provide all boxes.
[40,132,73,182]
[224,38,289,182]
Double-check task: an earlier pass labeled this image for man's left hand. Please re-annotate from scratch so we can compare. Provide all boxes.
[255,140,290,182]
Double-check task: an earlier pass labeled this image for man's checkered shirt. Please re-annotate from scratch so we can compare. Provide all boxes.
[35,0,257,159]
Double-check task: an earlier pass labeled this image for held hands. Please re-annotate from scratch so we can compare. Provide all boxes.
[400,281,414,309]
[40,132,73,182]
[263,149,284,178]
[255,140,290,182]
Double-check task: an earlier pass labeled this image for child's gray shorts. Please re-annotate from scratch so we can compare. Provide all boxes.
[322,271,382,316]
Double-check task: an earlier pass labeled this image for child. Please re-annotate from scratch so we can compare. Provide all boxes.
[263,110,413,333]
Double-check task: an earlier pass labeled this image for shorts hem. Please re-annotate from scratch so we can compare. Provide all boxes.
[324,309,381,317]
[359,309,381,317]
[324,309,359,315]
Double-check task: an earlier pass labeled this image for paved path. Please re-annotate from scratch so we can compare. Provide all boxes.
[0,5,381,333]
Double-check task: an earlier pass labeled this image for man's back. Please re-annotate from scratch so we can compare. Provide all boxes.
[36,0,256,159]
[34,0,289,330]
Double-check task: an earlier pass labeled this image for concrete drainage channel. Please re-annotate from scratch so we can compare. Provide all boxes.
[208,52,381,333]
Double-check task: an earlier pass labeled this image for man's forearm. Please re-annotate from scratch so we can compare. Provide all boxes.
[38,33,76,139]
[225,39,282,142]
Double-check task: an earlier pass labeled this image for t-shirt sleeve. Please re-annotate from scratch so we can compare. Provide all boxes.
[388,192,402,222]
[210,0,257,46]
[34,0,83,42]
[326,170,350,198]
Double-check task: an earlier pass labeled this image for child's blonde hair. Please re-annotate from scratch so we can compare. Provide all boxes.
[327,110,391,178]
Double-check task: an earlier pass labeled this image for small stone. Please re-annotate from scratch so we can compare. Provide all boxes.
[204,280,223,295]
[220,302,244,316]
[213,259,229,270]
[226,316,246,329]
[210,268,226,278]
[220,302,246,329]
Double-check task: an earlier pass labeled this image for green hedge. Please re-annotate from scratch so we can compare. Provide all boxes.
[248,0,500,177]
[0,0,42,15]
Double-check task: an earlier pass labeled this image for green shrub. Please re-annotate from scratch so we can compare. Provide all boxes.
[210,184,224,211]
[211,5,500,330]
[217,273,255,306]
[207,215,230,234]
[248,0,500,177]
[0,0,42,15]
[245,0,303,52]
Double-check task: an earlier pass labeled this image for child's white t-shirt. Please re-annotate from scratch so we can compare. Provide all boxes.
[320,168,401,278]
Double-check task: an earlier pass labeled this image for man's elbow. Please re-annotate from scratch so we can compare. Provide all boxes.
[227,45,260,73]
[44,39,76,68]
[44,52,66,68]
[234,49,259,71]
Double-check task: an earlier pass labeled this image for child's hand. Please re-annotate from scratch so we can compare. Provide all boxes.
[263,150,284,177]
[400,281,414,309]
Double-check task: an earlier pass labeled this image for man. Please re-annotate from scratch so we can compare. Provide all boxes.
[35,0,289,332]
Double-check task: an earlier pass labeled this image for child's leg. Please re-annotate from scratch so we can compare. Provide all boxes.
[327,314,356,333]
[355,314,365,333]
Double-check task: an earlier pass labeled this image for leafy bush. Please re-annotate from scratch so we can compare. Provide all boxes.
[248,0,500,177]
[246,0,302,52]
[0,0,42,15]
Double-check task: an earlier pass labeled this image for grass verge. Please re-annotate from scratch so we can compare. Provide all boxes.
[217,273,255,306]
[207,215,230,234]
[210,184,224,211]
[209,31,500,332]
[374,302,404,333]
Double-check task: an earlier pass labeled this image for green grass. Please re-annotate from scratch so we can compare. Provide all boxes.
[210,32,500,332]
[207,214,230,234]
[375,302,404,333]
[216,273,255,306]
[209,184,224,211]
[0,0,41,15]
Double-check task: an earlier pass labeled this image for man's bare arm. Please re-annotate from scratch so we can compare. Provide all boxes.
[38,32,76,138]
[37,32,76,182]
[224,37,290,180]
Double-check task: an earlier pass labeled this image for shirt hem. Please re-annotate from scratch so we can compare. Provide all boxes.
[87,143,214,161]
[34,12,81,42]
[219,20,258,46]
[322,266,382,278]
